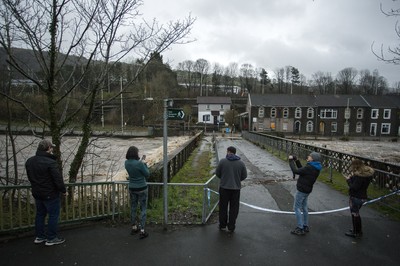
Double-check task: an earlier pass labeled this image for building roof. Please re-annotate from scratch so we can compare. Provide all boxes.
[362,95,400,108]
[197,96,232,104]
[248,94,399,108]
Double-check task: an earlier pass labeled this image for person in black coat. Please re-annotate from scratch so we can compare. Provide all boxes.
[25,139,66,246]
[288,152,322,235]
[344,159,374,238]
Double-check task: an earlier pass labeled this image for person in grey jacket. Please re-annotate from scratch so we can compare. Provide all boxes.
[216,146,247,232]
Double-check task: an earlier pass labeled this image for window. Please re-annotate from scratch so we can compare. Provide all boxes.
[331,122,337,132]
[295,121,301,133]
[295,107,302,118]
[320,109,337,119]
[203,114,210,122]
[307,107,314,119]
[306,121,313,132]
[283,108,289,118]
[258,107,264,118]
[357,108,364,119]
[220,105,224,110]
[356,122,362,133]
[271,107,276,118]
[344,121,349,135]
[381,123,391,134]
[344,108,351,119]
[283,122,288,131]
[371,109,378,119]
[383,109,391,119]
[370,123,377,136]
[220,115,225,122]
[206,104,210,110]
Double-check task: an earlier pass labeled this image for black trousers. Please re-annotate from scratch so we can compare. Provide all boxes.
[219,187,241,231]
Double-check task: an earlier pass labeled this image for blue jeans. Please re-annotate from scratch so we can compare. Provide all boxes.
[293,191,309,229]
[129,188,148,230]
[349,196,367,215]
[35,197,61,240]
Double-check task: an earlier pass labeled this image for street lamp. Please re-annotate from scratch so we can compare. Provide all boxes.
[142,114,145,127]
[344,98,351,136]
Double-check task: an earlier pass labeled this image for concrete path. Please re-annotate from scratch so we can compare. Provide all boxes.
[0,136,399,266]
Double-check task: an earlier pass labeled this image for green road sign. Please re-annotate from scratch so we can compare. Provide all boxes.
[167,108,185,120]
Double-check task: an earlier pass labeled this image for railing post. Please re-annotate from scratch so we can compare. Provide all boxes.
[112,182,116,221]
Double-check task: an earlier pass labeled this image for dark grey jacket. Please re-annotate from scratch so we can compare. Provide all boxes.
[216,154,247,190]
[26,150,66,200]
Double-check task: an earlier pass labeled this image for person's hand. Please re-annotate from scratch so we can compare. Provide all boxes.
[288,155,293,160]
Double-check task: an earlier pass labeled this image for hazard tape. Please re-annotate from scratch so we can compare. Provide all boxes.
[207,188,400,215]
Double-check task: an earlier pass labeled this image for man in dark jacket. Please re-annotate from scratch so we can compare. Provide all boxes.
[216,146,247,233]
[25,139,66,246]
[288,152,322,235]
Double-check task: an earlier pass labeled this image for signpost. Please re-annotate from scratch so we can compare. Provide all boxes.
[167,108,185,120]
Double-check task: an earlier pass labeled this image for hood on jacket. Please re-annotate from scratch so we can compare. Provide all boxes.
[353,165,374,177]
[308,161,322,171]
[226,153,241,161]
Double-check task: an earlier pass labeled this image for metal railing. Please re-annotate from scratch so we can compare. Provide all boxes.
[242,131,400,213]
[0,175,220,233]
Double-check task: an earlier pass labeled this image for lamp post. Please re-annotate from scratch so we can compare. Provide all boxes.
[120,76,124,132]
[344,98,351,136]
[163,99,173,229]
[142,114,145,127]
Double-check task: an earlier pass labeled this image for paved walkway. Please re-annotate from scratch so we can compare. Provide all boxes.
[1,136,399,266]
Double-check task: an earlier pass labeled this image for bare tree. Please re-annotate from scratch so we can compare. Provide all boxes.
[211,62,224,95]
[372,2,400,65]
[336,67,358,94]
[240,63,256,93]
[223,62,238,94]
[176,60,195,96]
[0,0,195,183]
[274,68,285,93]
[194,58,209,96]
[312,71,333,94]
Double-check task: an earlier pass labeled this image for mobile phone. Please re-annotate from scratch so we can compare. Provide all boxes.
[141,155,146,161]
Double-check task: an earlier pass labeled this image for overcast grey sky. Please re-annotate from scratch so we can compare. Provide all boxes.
[142,0,399,86]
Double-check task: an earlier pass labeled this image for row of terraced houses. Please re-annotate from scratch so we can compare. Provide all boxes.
[196,94,400,137]
[247,94,400,137]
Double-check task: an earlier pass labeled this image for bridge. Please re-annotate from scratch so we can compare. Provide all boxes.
[0,133,399,265]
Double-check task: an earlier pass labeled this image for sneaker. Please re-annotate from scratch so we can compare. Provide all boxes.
[139,231,149,239]
[45,237,65,246]
[303,226,310,233]
[291,227,305,236]
[130,226,139,235]
[218,225,226,231]
[34,237,47,244]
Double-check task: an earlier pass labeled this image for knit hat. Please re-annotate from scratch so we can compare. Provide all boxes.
[38,139,55,151]
[309,152,321,162]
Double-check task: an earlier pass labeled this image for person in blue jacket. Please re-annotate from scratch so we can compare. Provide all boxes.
[125,146,150,239]
[288,152,322,236]
[216,146,248,233]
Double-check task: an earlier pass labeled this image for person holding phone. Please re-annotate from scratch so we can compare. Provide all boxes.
[125,146,150,239]
[344,159,374,238]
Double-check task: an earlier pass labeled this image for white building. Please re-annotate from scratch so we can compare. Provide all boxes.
[197,96,231,125]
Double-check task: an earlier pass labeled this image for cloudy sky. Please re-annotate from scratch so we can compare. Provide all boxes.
[141,0,399,86]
